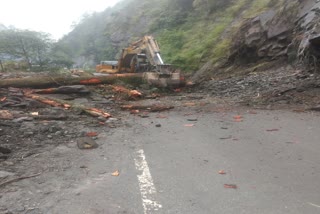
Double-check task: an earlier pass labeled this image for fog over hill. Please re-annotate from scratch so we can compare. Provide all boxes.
[0,24,7,31]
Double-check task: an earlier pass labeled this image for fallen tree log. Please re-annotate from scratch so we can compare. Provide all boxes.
[121,104,174,112]
[34,85,90,94]
[23,91,111,118]
[0,73,143,89]
[24,93,71,109]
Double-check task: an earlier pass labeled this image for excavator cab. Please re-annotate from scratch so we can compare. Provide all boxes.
[96,61,118,73]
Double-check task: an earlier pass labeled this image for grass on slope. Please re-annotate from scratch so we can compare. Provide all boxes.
[157,0,274,72]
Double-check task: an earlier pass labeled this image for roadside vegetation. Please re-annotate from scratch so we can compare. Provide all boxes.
[0,29,72,72]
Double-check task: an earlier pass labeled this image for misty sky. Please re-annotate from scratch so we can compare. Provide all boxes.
[0,0,121,40]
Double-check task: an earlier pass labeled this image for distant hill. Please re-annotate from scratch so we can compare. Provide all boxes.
[57,0,273,70]
[56,0,319,77]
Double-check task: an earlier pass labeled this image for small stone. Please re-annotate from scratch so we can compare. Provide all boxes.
[55,131,62,136]
[24,131,34,137]
[107,118,118,122]
[4,161,14,166]
[49,126,60,133]
[14,205,25,212]
[0,146,11,154]
[77,137,99,149]
[79,131,87,137]
[12,117,33,123]
[47,135,53,139]
[155,124,161,127]
[139,115,150,118]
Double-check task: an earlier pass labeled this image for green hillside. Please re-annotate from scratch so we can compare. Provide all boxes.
[56,0,279,71]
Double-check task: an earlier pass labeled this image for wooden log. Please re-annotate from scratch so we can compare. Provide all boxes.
[121,104,174,112]
[0,73,143,89]
[23,91,111,118]
[24,93,71,109]
[34,85,90,94]
[32,114,68,120]
[111,85,142,99]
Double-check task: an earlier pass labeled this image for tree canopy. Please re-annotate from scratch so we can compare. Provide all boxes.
[0,29,53,69]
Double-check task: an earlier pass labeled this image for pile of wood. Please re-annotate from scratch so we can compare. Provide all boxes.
[0,73,174,121]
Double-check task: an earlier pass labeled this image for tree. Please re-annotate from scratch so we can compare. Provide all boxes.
[49,42,74,69]
[168,0,194,11]
[0,60,4,72]
[0,29,53,69]
[193,0,233,14]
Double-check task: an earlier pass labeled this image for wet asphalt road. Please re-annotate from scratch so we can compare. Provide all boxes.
[8,108,320,214]
[123,109,320,214]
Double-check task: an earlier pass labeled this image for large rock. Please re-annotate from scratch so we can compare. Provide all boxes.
[229,7,291,61]
[229,0,320,65]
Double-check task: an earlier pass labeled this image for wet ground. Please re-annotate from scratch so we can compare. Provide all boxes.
[1,92,320,213]
[1,68,320,213]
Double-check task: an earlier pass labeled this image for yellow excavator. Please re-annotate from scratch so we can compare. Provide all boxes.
[96,35,183,88]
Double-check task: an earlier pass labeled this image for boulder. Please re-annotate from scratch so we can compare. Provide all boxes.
[229,0,320,65]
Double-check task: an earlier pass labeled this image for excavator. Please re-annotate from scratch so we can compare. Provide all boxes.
[96,35,183,88]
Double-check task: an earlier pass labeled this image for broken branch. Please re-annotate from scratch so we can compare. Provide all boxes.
[0,173,41,188]
[121,104,174,112]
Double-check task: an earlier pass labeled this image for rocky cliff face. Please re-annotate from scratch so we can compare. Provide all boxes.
[191,0,320,108]
[229,0,320,70]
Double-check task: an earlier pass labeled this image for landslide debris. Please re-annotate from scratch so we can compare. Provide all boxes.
[199,63,320,107]
[192,0,320,108]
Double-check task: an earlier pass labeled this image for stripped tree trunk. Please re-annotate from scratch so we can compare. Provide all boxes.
[0,73,143,88]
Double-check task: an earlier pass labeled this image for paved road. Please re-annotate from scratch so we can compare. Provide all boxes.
[123,109,320,214]
[3,107,320,214]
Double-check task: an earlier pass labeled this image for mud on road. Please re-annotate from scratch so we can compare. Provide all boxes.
[1,68,320,213]
[0,87,215,213]
[1,87,320,213]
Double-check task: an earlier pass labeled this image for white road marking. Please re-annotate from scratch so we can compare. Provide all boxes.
[134,149,162,214]
[308,202,320,208]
